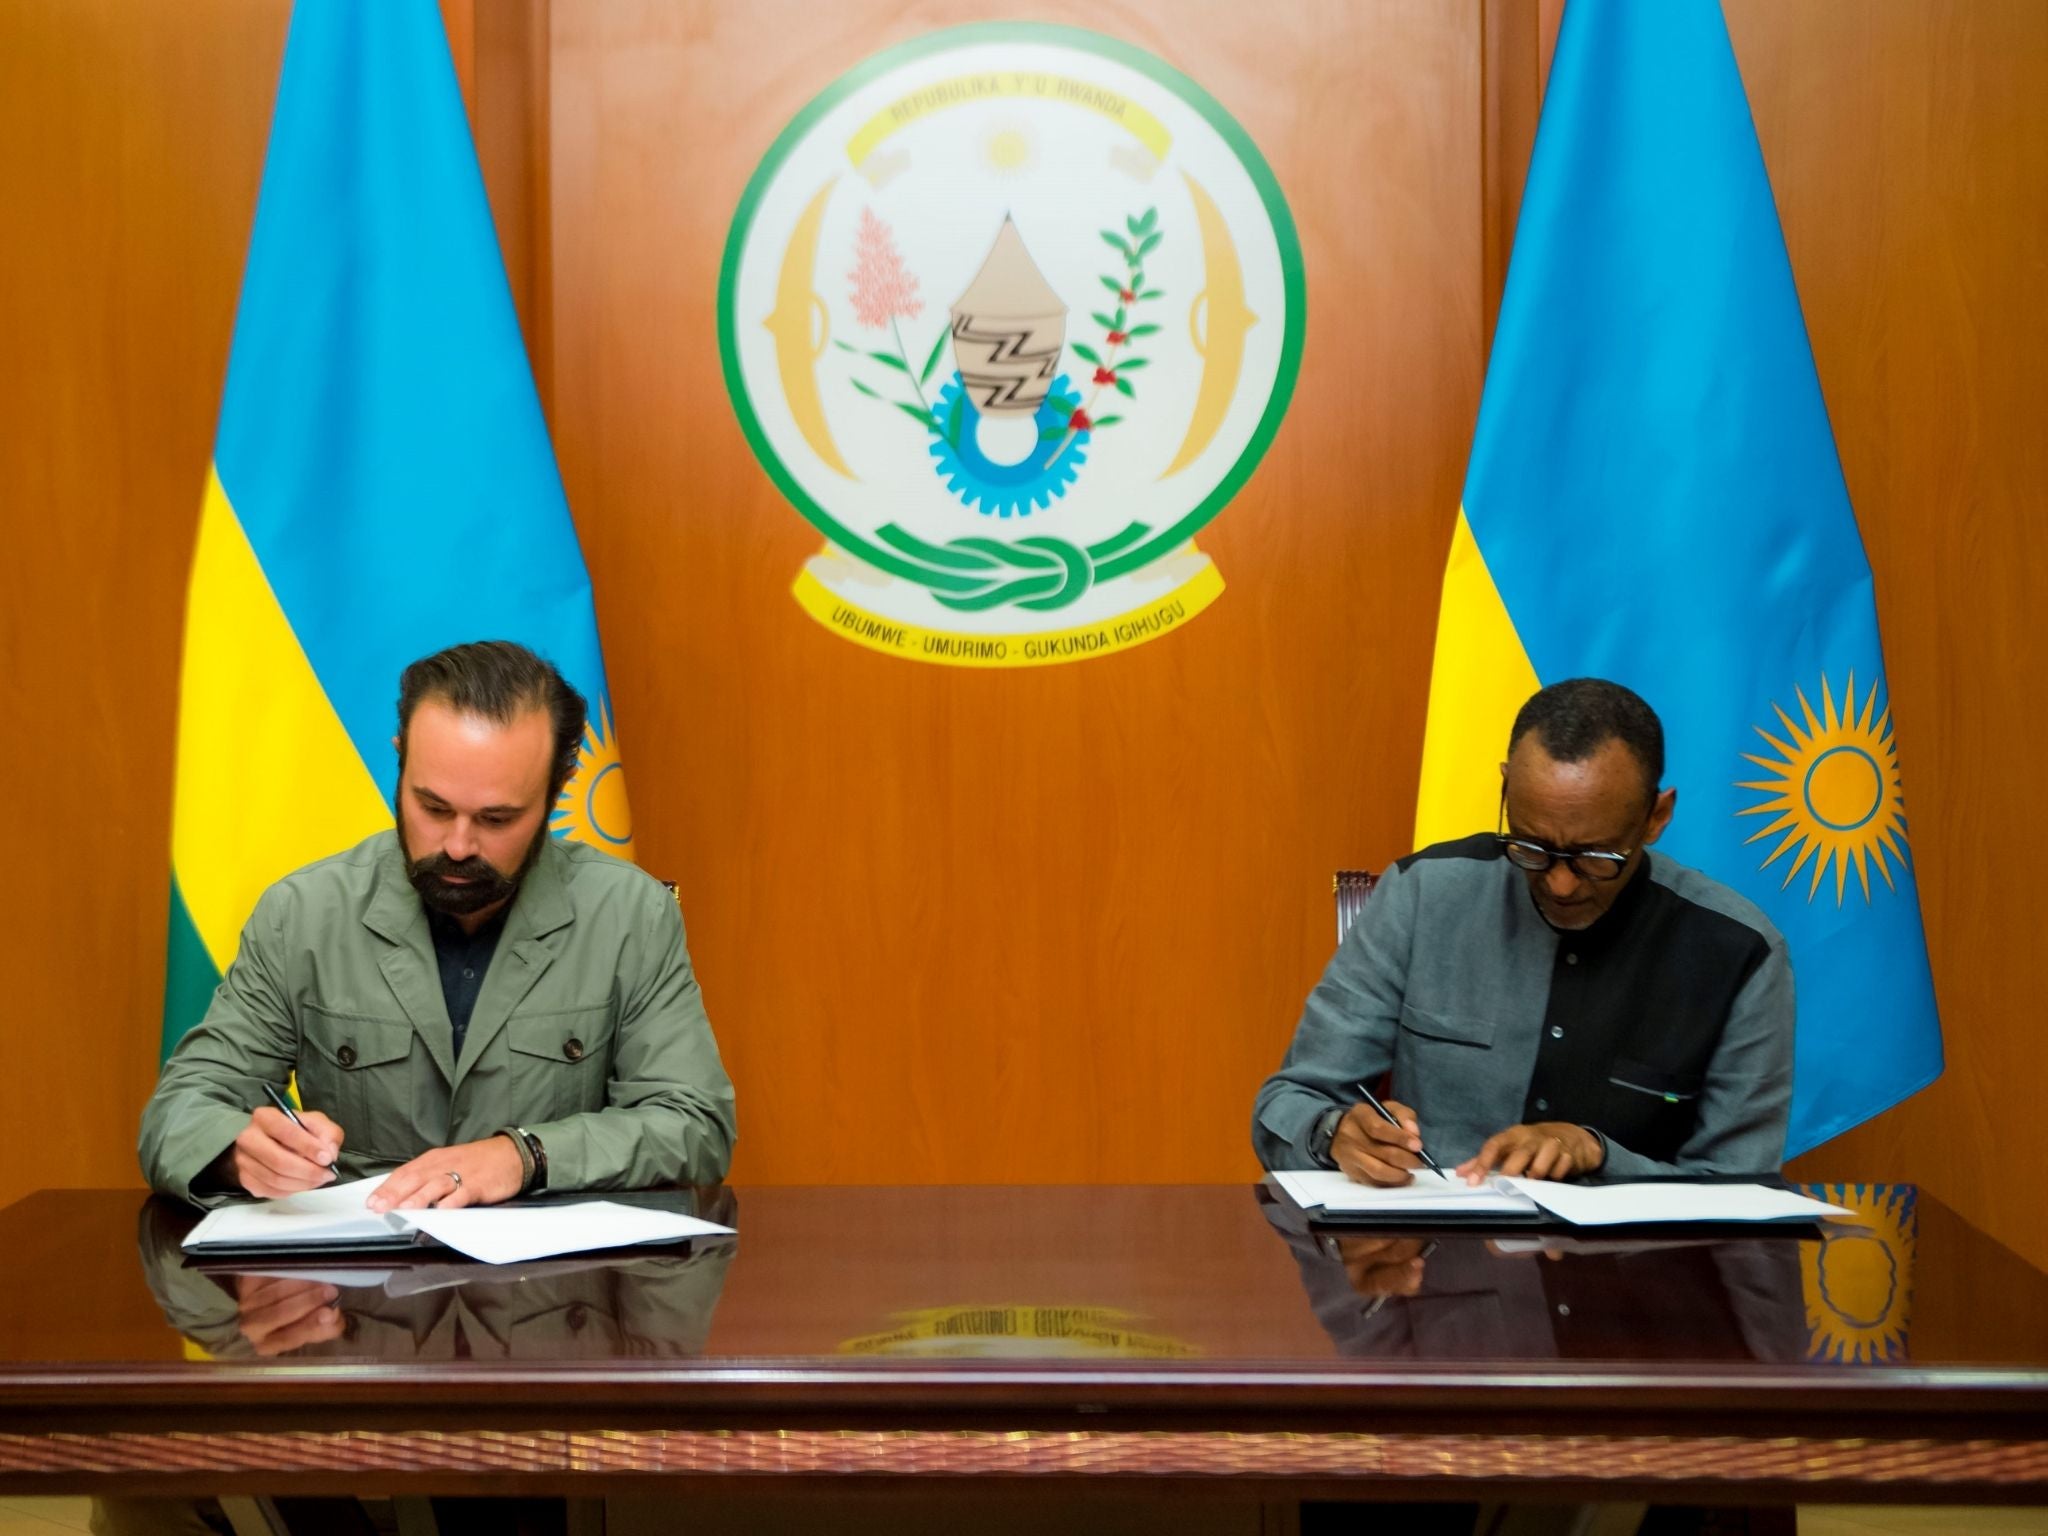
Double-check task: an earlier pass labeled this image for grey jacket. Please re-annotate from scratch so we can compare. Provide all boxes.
[141,830,737,1202]
[1254,835,1793,1178]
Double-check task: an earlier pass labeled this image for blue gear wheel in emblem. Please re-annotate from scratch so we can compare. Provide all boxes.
[927,372,1090,518]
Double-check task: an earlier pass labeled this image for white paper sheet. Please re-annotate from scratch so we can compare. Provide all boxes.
[183,1176,406,1250]
[1271,1169,1542,1216]
[1502,1179,1858,1227]
[184,1176,736,1264]
[398,1202,734,1265]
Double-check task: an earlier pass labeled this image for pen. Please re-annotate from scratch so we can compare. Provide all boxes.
[1353,1080,1447,1178]
[261,1081,306,1132]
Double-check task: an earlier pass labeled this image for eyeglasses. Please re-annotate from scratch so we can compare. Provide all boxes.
[1495,786,1637,883]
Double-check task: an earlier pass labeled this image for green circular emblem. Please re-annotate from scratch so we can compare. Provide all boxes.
[719,22,1304,666]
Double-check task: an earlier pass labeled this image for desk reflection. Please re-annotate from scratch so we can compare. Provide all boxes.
[135,1189,738,1362]
[1258,1187,1814,1363]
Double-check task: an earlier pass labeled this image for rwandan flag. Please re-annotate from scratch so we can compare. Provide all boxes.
[162,2,636,1059]
[1413,0,1941,1155]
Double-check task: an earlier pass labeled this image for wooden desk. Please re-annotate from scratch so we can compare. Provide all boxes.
[0,1183,2041,1509]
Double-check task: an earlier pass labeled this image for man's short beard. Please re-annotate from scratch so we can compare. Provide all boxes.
[400,817,551,918]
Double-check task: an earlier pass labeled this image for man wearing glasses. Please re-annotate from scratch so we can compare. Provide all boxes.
[1253,678,1793,1185]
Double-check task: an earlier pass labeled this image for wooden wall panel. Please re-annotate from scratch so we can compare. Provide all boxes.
[544,0,1485,1184]
[1732,1,2048,1269]
[0,2,290,1209]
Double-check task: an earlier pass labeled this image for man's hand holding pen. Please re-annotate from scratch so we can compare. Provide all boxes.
[220,1103,345,1197]
[1330,1098,1431,1187]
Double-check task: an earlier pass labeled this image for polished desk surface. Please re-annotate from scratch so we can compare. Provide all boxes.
[0,1182,2043,1496]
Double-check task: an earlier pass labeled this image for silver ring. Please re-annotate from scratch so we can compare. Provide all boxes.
[447,1170,463,1189]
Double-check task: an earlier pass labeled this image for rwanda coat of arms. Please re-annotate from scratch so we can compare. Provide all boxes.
[720,23,1304,666]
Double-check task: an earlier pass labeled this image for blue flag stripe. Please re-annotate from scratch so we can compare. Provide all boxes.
[213,0,610,803]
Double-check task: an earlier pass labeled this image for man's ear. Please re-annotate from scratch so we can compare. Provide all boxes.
[1643,786,1678,845]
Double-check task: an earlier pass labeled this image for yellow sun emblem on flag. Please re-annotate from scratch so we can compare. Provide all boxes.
[1799,1183,1914,1364]
[1735,672,1908,904]
[551,697,634,861]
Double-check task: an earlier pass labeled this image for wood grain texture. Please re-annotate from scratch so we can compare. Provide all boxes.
[0,1,291,1204]
[543,0,1484,1185]
[1731,0,2048,1269]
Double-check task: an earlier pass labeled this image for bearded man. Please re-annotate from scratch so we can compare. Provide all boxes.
[140,640,735,1210]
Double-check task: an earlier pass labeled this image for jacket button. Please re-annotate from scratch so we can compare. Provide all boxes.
[337,1044,358,1068]
[563,1037,585,1062]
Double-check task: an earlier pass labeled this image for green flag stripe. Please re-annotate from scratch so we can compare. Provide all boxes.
[161,875,222,1063]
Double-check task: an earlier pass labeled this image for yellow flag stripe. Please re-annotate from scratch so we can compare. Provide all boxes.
[173,467,392,972]
[1413,506,1543,849]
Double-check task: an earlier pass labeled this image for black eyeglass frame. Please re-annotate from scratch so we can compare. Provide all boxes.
[1494,784,1640,883]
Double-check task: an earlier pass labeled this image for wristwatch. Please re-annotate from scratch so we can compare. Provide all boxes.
[1308,1105,1346,1169]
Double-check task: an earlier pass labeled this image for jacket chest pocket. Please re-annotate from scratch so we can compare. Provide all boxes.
[1390,1003,1500,1108]
[299,1010,417,1157]
[506,1006,614,1123]
[1396,1003,1499,1051]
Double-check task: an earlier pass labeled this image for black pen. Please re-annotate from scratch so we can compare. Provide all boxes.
[261,1081,306,1131]
[1353,1080,1447,1178]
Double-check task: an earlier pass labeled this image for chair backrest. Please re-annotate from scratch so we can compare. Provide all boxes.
[1333,869,1379,945]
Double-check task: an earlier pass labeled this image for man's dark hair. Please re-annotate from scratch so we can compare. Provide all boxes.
[397,641,588,803]
[1508,678,1664,799]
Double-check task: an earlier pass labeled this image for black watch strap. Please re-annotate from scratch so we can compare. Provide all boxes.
[1308,1105,1345,1170]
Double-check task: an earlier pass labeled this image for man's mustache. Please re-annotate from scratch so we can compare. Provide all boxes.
[412,853,503,882]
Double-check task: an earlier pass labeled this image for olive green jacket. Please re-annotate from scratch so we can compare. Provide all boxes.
[140,831,737,1203]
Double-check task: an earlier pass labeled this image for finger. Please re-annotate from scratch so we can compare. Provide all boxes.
[1496,1138,1538,1177]
[241,1284,338,1346]
[1337,1237,1400,1264]
[1526,1142,1575,1182]
[1345,1152,1417,1188]
[1335,1132,1419,1185]
[1359,1114,1421,1152]
[366,1169,428,1213]
[295,1110,347,1162]
[389,1169,463,1210]
[235,1132,334,1193]
[256,1305,345,1357]
[1347,1257,1424,1297]
[1382,1100,1423,1136]
[234,1162,290,1199]
[1464,1133,1510,1182]
[234,1274,299,1307]
[254,1107,339,1168]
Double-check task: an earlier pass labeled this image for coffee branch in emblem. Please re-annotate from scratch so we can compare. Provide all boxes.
[1046,206,1162,466]
[835,208,948,433]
